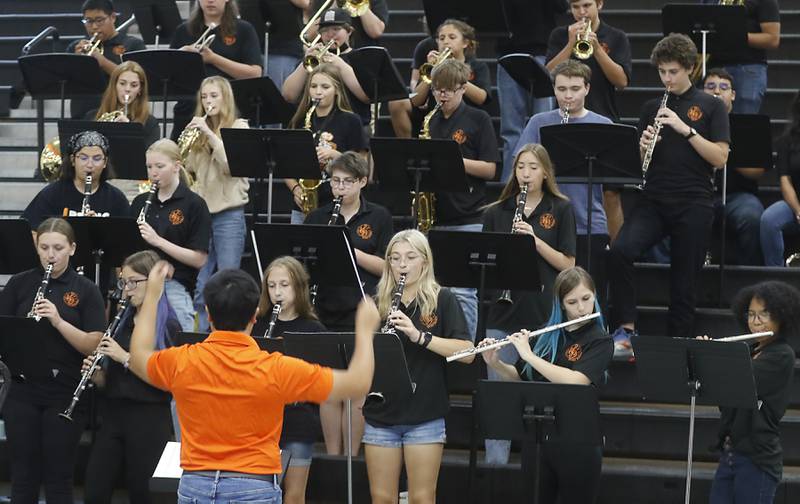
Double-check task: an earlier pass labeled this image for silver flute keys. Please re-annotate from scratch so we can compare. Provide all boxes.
[381,273,407,334]
[27,263,54,321]
[641,88,670,178]
[137,181,160,225]
[81,175,92,215]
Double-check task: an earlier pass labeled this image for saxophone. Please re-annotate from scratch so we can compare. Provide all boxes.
[415,102,442,233]
[380,273,407,334]
[497,183,529,305]
[27,263,54,321]
[137,181,159,225]
[299,99,324,214]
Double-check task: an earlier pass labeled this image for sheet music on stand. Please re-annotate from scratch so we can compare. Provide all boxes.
[152,441,182,479]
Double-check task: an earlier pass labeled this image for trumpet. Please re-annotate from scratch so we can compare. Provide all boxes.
[641,88,670,180]
[497,183,528,305]
[193,23,216,51]
[80,15,137,56]
[303,39,339,72]
[81,175,93,215]
[329,195,343,225]
[137,181,159,225]
[27,263,54,321]
[265,302,282,339]
[419,48,453,85]
[380,273,407,334]
[177,106,213,163]
[447,312,601,362]
[573,18,594,60]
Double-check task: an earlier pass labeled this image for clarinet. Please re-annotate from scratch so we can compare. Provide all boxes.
[380,273,407,334]
[561,107,570,124]
[59,299,132,421]
[264,302,282,338]
[137,181,160,225]
[81,175,93,215]
[27,263,54,321]
[497,183,528,304]
[641,88,671,179]
[328,195,343,225]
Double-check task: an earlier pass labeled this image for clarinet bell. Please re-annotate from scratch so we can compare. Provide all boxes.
[497,289,513,305]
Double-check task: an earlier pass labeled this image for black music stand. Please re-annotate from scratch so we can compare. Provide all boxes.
[66,217,147,285]
[370,137,469,226]
[662,4,748,79]
[123,49,205,137]
[132,0,183,47]
[0,220,38,274]
[345,47,408,133]
[716,114,772,301]
[230,76,294,127]
[58,120,147,180]
[0,317,53,380]
[473,380,602,504]
[18,54,105,119]
[175,331,284,353]
[498,53,554,122]
[221,128,319,223]
[283,331,413,504]
[423,0,511,38]
[632,336,757,504]
[540,123,641,272]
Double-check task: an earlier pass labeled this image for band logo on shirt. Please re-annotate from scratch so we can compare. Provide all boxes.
[224,36,236,46]
[63,291,80,308]
[687,105,703,122]
[539,213,556,230]
[169,209,185,225]
[112,45,126,56]
[565,343,583,362]
[356,224,373,240]
[452,129,467,145]
[420,313,438,329]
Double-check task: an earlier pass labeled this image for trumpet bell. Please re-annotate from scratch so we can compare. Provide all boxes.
[574,39,593,60]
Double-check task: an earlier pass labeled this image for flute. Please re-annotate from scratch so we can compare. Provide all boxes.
[714,331,773,343]
[447,312,601,362]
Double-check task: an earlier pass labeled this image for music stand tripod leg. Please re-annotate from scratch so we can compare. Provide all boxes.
[685,380,700,504]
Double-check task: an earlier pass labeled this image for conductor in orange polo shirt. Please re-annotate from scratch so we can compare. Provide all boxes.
[126,264,379,504]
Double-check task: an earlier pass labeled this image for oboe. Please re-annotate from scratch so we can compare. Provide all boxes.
[81,175,93,215]
[641,88,670,178]
[137,181,160,225]
[380,273,407,334]
[265,302,282,338]
[27,263,54,321]
[497,183,529,304]
[60,299,132,421]
[328,195,343,225]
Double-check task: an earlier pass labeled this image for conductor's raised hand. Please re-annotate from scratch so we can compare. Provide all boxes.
[356,297,381,334]
[144,260,170,301]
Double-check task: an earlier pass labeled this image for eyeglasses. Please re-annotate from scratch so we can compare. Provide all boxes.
[432,86,463,96]
[117,278,147,291]
[82,16,110,26]
[704,82,731,91]
[330,176,358,188]
[76,154,106,165]
[746,311,771,323]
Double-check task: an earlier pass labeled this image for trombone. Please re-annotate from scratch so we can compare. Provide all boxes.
[299,0,372,48]
[419,48,452,85]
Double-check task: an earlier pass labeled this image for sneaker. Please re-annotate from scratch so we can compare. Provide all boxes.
[612,326,636,361]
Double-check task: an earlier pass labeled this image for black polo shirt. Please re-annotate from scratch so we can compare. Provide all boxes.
[254,0,304,59]
[349,0,389,48]
[364,288,469,426]
[483,193,577,332]
[717,339,794,481]
[546,21,632,122]
[496,0,568,57]
[304,196,393,329]
[339,50,374,125]
[130,183,212,294]
[515,320,612,387]
[169,19,262,79]
[292,108,370,212]
[103,312,179,403]
[704,0,779,66]
[638,86,730,204]
[23,179,131,229]
[775,136,800,195]
[429,101,499,225]
[0,266,106,399]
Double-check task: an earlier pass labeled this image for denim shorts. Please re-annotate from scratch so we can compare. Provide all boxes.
[362,417,446,448]
[281,441,313,468]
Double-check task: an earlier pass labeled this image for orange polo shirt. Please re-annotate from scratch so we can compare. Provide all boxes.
[147,330,334,474]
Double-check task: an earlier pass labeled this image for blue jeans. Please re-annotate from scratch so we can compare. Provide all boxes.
[195,207,247,332]
[265,54,299,91]
[290,209,305,224]
[760,200,800,266]
[178,472,282,504]
[483,328,520,464]
[717,191,764,265]
[165,279,195,332]
[709,449,778,504]
[498,55,554,182]
[725,64,767,114]
[432,223,481,341]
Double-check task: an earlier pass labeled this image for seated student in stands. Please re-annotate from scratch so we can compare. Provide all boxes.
[87,60,161,148]
[283,8,372,126]
[67,0,146,118]
[482,266,611,503]
[23,130,130,229]
[262,0,309,89]
[304,152,393,456]
[388,19,491,138]
[426,58,498,342]
[761,90,800,266]
[284,64,369,225]
[169,0,262,140]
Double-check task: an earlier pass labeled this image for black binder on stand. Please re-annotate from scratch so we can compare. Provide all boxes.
[66,217,147,286]
[0,317,53,379]
[132,0,183,46]
[345,47,408,134]
[497,53,554,120]
[0,220,39,274]
[19,53,105,120]
[58,120,148,181]
[422,0,511,37]
[230,76,294,127]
